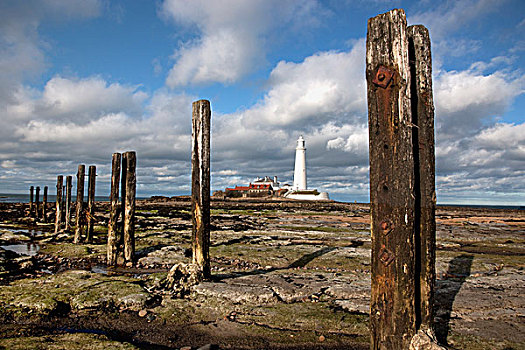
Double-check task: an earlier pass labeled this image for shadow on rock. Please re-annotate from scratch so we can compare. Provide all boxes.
[434,254,474,345]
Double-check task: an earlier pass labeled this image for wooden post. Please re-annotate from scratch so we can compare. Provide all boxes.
[65,176,72,231]
[120,153,127,250]
[408,24,436,330]
[122,152,136,265]
[191,99,211,279]
[74,165,85,243]
[367,9,436,349]
[29,186,34,215]
[42,186,48,223]
[107,153,121,266]
[35,186,40,219]
[86,165,96,243]
[55,176,63,233]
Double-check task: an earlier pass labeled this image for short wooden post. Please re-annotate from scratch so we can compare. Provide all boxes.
[191,99,211,279]
[29,186,34,215]
[74,165,85,243]
[55,176,63,233]
[86,165,96,243]
[65,176,72,231]
[42,186,48,222]
[107,153,121,266]
[367,9,436,349]
[35,186,40,219]
[122,152,136,265]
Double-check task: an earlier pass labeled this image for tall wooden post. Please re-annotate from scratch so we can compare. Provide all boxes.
[86,165,96,243]
[42,186,48,222]
[120,153,127,250]
[35,186,40,219]
[29,186,34,215]
[367,9,436,349]
[191,99,211,279]
[107,153,121,266]
[122,152,136,265]
[74,165,85,243]
[408,24,436,330]
[55,176,63,233]
[65,176,72,231]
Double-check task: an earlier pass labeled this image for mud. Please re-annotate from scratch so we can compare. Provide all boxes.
[0,199,523,349]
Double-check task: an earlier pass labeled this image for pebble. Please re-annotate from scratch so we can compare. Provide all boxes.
[138,309,148,317]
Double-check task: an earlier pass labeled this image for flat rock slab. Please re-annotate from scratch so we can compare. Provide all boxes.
[0,270,152,313]
[194,271,371,308]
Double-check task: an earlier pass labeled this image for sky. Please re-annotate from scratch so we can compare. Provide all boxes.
[0,0,524,205]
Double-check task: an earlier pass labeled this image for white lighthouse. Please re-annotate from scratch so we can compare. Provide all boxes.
[285,135,330,201]
[293,135,307,190]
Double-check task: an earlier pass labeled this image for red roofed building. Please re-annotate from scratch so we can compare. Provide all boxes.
[225,183,273,198]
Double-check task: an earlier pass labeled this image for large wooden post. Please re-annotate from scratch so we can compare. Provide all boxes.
[42,186,48,223]
[122,151,136,266]
[65,176,72,231]
[55,176,63,233]
[367,9,436,349]
[74,165,85,243]
[408,25,436,330]
[191,99,211,279]
[86,166,96,243]
[29,186,34,215]
[35,186,40,219]
[107,153,121,266]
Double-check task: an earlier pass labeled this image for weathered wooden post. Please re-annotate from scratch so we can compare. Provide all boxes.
[191,99,211,279]
[408,24,436,332]
[74,165,85,243]
[29,186,34,215]
[65,176,72,231]
[42,186,48,222]
[107,152,121,266]
[366,9,437,349]
[86,165,96,243]
[122,152,136,266]
[55,176,63,233]
[35,186,40,219]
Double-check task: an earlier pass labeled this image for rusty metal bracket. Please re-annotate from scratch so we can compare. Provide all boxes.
[380,219,394,235]
[373,66,394,88]
[379,245,395,266]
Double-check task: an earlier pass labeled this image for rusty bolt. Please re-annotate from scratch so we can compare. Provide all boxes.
[380,220,394,235]
[379,246,395,266]
[372,66,394,88]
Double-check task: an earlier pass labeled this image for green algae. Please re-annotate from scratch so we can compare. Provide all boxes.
[0,333,138,350]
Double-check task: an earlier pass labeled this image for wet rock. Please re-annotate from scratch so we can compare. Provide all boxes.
[137,245,186,268]
[160,263,203,297]
[194,282,277,304]
[409,329,447,350]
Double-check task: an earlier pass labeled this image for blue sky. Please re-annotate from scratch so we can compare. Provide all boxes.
[1,0,524,205]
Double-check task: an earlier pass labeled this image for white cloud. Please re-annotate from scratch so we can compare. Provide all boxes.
[161,0,323,86]
[474,123,525,150]
[434,66,524,138]
[40,76,147,119]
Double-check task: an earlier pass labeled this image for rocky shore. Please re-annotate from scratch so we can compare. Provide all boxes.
[0,198,523,349]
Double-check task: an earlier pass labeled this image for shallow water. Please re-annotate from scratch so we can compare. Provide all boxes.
[0,243,40,256]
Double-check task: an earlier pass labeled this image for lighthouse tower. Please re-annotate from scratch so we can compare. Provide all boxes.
[293,136,307,190]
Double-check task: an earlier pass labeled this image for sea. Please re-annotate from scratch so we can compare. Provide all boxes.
[0,193,110,203]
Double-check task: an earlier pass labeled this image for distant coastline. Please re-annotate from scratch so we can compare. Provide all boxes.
[0,193,522,210]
